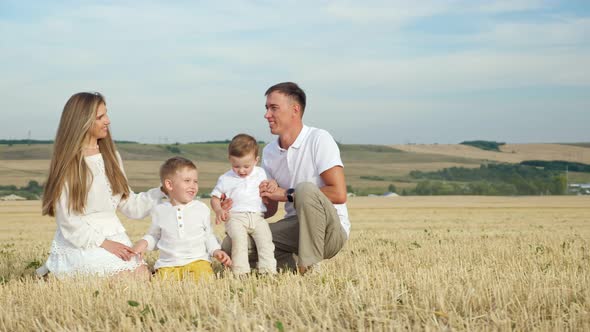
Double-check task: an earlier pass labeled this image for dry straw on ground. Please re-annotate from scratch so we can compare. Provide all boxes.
[1,196,589,330]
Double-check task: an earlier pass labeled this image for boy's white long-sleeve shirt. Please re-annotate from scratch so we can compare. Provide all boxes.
[142,200,221,270]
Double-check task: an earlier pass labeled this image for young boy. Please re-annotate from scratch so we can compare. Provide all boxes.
[211,134,277,275]
[132,157,231,281]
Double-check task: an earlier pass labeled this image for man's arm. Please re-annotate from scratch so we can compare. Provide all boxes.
[319,165,347,204]
[259,180,279,218]
[259,165,347,205]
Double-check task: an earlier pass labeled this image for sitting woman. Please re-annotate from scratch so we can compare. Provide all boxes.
[37,92,164,278]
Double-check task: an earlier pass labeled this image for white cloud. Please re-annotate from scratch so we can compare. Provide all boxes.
[324,0,451,25]
[0,0,588,143]
[323,0,550,24]
[473,17,590,48]
[470,0,549,13]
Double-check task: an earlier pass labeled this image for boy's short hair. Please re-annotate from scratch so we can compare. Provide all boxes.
[228,134,259,158]
[160,156,197,183]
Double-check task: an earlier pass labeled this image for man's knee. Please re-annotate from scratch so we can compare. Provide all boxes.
[295,182,320,204]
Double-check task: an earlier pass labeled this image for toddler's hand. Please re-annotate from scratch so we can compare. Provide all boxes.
[213,249,232,267]
[215,210,229,224]
[220,193,233,212]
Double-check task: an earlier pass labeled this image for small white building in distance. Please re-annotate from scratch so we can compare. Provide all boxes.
[0,194,27,201]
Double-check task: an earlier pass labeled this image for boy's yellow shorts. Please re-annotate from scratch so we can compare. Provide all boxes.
[156,260,214,281]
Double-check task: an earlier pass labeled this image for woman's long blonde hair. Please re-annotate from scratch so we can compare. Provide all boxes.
[42,92,130,217]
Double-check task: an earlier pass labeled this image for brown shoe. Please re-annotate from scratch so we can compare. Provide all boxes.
[298,262,321,275]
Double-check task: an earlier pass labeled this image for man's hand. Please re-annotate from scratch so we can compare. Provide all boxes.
[266,179,278,193]
[260,180,287,202]
[213,249,232,267]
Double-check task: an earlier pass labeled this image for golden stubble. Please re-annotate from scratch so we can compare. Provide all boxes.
[1,196,589,330]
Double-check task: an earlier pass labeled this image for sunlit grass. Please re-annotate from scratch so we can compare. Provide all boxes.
[1,197,589,330]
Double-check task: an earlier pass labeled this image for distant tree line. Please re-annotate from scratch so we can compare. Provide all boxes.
[409,164,566,195]
[114,140,139,144]
[520,160,590,173]
[0,181,43,200]
[359,175,398,182]
[188,140,266,144]
[0,139,53,145]
[0,139,138,145]
[460,140,505,152]
[347,184,398,196]
[165,145,182,154]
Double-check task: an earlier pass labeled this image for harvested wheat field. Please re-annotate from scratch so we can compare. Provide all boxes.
[1,196,589,330]
[392,143,590,164]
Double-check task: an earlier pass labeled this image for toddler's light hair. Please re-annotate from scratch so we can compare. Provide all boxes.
[228,134,259,158]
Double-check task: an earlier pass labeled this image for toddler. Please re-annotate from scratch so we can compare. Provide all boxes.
[211,134,277,275]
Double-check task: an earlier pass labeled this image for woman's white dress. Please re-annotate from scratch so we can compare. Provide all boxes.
[39,153,164,278]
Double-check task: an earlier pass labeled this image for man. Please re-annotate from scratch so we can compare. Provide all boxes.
[222,82,350,273]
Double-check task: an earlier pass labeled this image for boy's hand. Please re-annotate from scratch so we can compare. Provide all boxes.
[213,249,232,267]
[131,239,148,259]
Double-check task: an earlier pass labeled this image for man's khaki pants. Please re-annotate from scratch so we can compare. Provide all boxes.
[222,182,347,271]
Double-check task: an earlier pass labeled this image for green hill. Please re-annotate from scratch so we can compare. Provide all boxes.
[2,142,588,197]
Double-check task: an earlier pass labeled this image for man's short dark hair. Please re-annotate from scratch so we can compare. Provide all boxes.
[265,82,306,115]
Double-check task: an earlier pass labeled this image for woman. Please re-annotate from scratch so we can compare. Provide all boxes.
[38,92,164,278]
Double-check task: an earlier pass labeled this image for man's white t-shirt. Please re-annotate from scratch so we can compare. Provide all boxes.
[211,166,267,213]
[262,125,351,237]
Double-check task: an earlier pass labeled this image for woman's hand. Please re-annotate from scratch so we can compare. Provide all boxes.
[100,239,136,261]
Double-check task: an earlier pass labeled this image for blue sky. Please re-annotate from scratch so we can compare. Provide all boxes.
[1,0,588,144]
